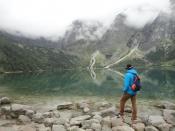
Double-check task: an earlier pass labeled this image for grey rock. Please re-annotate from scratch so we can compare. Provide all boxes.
[32,113,44,124]
[93,114,102,122]
[11,104,31,116]
[43,118,55,127]
[52,125,66,131]
[18,115,31,124]
[57,102,74,110]
[91,123,101,131]
[101,116,111,127]
[148,115,166,127]
[155,101,175,110]
[17,125,36,131]
[112,126,134,131]
[157,123,172,131]
[81,119,100,129]
[0,97,11,105]
[0,105,11,114]
[145,126,159,131]
[102,125,112,131]
[100,106,117,117]
[132,123,145,131]
[25,109,35,119]
[163,109,175,125]
[0,127,17,131]
[111,116,123,127]
[83,107,90,113]
[70,115,91,126]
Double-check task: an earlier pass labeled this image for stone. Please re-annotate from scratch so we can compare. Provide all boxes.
[132,123,145,131]
[52,125,66,131]
[112,126,134,131]
[18,125,36,131]
[93,114,102,122]
[38,127,51,131]
[86,129,93,131]
[101,116,111,127]
[148,115,166,127]
[155,101,175,110]
[102,125,112,131]
[157,123,172,131]
[43,118,55,127]
[25,109,35,118]
[32,113,44,124]
[0,105,11,114]
[145,126,159,131]
[68,126,86,131]
[81,119,100,129]
[0,127,17,131]
[11,104,31,116]
[91,123,101,131]
[100,106,117,117]
[18,115,31,124]
[139,113,149,124]
[83,107,90,113]
[0,97,11,105]
[163,109,175,125]
[111,116,123,127]
[70,115,91,126]
[57,102,74,110]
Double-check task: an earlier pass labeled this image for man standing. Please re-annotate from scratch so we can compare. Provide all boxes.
[119,64,138,123]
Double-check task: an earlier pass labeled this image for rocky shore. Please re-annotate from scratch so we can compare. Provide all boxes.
[0,97,175,131]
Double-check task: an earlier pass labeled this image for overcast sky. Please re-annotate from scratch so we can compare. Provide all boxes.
[0,0,171,38]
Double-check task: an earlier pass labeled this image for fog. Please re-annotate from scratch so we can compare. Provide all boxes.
[0,0,171,38]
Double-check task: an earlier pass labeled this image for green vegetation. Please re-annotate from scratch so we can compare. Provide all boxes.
[0,36,78,73]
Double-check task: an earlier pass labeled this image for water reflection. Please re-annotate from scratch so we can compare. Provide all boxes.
[0,67,174,101]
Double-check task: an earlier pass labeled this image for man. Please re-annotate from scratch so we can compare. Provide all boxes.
[119,64,138,123]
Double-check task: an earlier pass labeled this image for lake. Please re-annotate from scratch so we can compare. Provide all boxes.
[0,67,175,106]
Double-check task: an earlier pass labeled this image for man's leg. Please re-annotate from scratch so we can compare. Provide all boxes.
[131,95,137,121]
[119,93,131,117]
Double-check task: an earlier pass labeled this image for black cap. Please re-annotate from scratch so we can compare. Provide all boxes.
[125,64,133,70]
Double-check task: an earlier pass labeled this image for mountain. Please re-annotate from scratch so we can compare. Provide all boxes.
[0,31,78,73]
[0,1,175,71]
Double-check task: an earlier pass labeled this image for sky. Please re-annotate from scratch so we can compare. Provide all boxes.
[0,0,171,38]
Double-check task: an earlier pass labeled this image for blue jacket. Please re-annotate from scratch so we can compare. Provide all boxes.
[123,68,138,96]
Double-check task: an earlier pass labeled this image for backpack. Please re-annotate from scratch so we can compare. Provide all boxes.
[131,74,141,92]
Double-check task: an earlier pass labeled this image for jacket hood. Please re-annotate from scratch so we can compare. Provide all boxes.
[127,68,137,75]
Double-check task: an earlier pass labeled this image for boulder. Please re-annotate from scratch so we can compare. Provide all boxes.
[112,126,134,131]
[111,116,123,127]
[93,114,102,122]
[155,101,175,110]
[57,102,74,110]
[145,126,159,131]
[100,106,117,117]
[148,115,166,127]
[91,123,101,131]
[18,115,31,124]
[11,104,31,116]
[34,124,51,131]
[17,125,36,131]
[70,115,91,126]
[157,123,172,131]
[0,105,11,114]
[132,123,145,131]
[32,113,44,124]
[25,109,35,119]
[163,109,175,125]
[101,116,111,127]
[83,107,90,113]
[0,97,11,105]
[81,119,100,129]
[52,125,66,131]
[102,125,112,131]
[43,118,55,127]
[68,126,85,131]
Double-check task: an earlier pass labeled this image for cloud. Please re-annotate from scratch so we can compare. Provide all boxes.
[0,0,171,38]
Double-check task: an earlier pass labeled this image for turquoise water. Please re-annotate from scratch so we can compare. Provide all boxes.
[0,67,175,104]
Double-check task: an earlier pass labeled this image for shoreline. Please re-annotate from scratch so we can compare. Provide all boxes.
[0,97,175,131]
